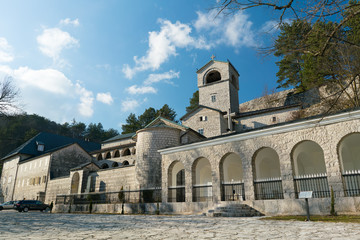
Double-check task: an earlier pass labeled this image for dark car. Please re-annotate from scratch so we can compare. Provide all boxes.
[15,200,50,212]
[0,201,17,211]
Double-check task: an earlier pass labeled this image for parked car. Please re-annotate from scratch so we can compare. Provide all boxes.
[0,201,17,211]
[15,200,50,212]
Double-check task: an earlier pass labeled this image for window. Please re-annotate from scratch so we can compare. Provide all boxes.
[198,128,204,135]
[272,116,277,122]
[211,95,216,102]
[36,141,45,152]
[199,116,208,121]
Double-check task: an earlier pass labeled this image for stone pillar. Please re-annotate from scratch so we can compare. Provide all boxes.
[324,145,344,197]
[279,152,296,199]
[185,167,193,203]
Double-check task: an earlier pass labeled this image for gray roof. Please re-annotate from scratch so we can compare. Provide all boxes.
[2,132,100,161]
[102,132,135,143]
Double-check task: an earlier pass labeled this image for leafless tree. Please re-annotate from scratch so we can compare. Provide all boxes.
[0,76,21,116]
[216,0,360,56]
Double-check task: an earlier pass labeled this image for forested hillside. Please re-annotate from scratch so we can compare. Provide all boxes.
[0,114,119,159]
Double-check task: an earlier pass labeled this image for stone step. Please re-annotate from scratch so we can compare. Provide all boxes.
[207,203,264,217]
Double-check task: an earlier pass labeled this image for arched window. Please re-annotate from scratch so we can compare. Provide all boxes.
[205,70,221,84]
[105,152,111,159]
[123,148,131,156]
[192,157,212,202]
[114,150,120,158]
[168,161,185,202]
[97,154,103,161]
[219,153,244,201]
[338,133,360,196]
[70,172,80,194]
[253,148,283,200]
[101,163,109,169]
[292,140,329,198]
[112,162,119,168]
[123,161,129,166]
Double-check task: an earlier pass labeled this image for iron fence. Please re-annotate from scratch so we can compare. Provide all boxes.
[221,182,245,201]
[294,174,330,198]
[168,186,185,202]
[343,171,360,197]
[254,178,284,200]
[55,188,162,205]
[192,185,213,202]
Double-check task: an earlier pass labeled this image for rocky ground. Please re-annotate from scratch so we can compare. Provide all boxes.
[0,211,359,239]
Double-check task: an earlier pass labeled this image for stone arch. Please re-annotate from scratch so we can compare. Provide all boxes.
[205,69,221,84]
[105,152,111,159]
[192,157,212,202]
[123,160,129,166]
[337,132,360,196]
[70,172,80,194]
[122,148,131,156]
[101,163,109,169]
[168,160,185,202]
[231,74,237,87]
[97,154,103,161]
[113,150,120,158]
[338,132,360,172]
[253,147,281,179]
[291,140,329,198]
[252,147,283,200]
[291,140,327,176]
[112,162,119,168]
[219,152,244,201]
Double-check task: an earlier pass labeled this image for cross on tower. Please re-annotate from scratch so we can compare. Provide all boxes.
[211,54,215,60]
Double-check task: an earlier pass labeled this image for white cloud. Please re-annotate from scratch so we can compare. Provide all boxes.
[121,99,140,112]
[96,92,114,105]
[14,67,73,94]
[37,28,78,60]
[122,19,210,79]
[0,66,95,119]
[144,70,179,85]
[0,38,14,63]
[76,82,94,117]
[59,18,80,27]
[126,85,157,95]
[194,10,220,31]
[194,10,258,48]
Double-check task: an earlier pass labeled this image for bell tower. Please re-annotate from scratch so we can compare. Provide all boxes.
[196,59,239,114]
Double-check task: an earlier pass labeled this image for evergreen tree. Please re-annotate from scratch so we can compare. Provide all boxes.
[186,90,199,112]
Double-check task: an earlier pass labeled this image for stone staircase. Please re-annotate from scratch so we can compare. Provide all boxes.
[206,203,264,217]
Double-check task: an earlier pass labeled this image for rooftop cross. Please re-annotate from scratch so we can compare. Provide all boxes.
[211,54,215,60]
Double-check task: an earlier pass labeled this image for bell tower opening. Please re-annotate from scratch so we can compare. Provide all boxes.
[205,70,221,84]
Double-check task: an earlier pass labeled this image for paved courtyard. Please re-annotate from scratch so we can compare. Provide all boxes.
[0,211,359,239]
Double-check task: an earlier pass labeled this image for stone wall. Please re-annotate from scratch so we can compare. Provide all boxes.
[45,176,70,203]
[160,110,360,215]
[182,108,226,138]
[136,127,180,188]
[50,144,91,179]
[1,155,20,201]
[236,106,300,131]
[92,165,137,192]
[13,155,50,201]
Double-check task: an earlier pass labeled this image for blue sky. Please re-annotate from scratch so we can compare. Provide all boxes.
[0,0,283,131]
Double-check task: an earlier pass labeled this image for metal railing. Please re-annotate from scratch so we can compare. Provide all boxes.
[343,171,360,197]
[221,181,245,201]
[192,185,213,202]
[254,178,284,200]
[56,188,162,205]
[294,174,330,198]
[168,186,185,202]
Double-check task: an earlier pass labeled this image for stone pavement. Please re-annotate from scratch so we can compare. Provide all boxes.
[0,211,359,239]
